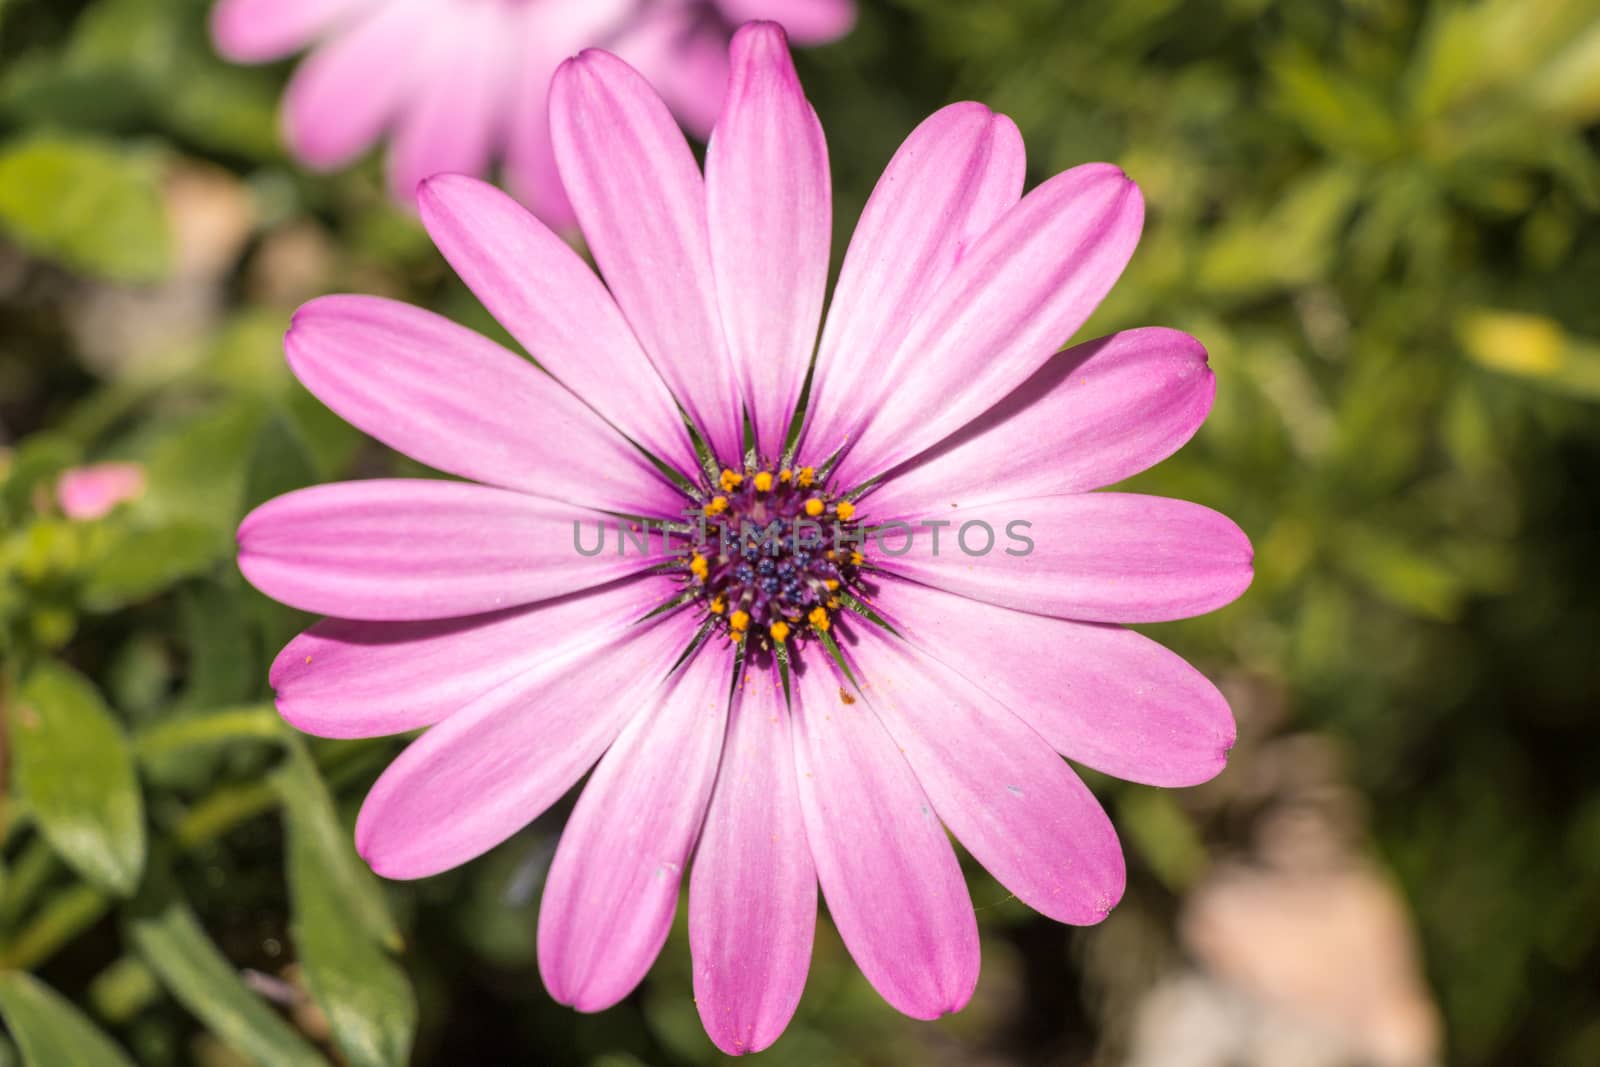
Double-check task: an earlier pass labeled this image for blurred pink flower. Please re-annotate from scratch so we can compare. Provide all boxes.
[238,24,1252,1054]
[210,0,854,224]
[56,462,145,520]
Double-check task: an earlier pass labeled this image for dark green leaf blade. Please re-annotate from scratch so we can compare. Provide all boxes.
[278,745,414,1067]
[0,971,137,1067]
[124,882,326,1067]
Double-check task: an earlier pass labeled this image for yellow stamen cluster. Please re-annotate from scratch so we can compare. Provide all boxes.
[770,621,791,643]
[690,554,709,581]
[719,468,744,492]
[753,471,774,492]
[704,496,728,516]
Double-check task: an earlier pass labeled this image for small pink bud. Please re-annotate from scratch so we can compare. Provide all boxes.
[56,462,146,520]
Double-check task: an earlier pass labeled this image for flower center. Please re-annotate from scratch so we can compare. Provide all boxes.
[685,465,866,651]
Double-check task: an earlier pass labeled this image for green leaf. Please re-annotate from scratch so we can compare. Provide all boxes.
[0,134,168,283]
[124,880,326,1067]
[12,662,145,895]
[1268,46,1404,160]
[277,745,415,1067]
[1197,167,1362,297]
[273,742,402,951]
[0,972,136,1067]
[243,415,320,514]
[78,522,227,612]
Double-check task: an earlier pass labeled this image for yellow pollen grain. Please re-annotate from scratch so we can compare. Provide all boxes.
[797,467,816,487]
[825,579,840,591]
[709,596,726,615]
[729,610,750,632]
[804,498,825,517]
[753,471,774,492]
[850,550,864,566]
[779,468,793,483]
[825,549,837,561]
[769,621,791,643]
[719,468,744,492]
[704,496,728,516]
[827,597,841,609]
[809,607,831,632]
[835,500,856,520]
[730,630,746,642]
[690,554,709,581]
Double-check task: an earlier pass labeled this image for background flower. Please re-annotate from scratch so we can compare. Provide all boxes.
[55,462,145,520]
[209,0,855,223]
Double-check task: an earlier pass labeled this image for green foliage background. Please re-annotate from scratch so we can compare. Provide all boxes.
[2,0,1599,1063]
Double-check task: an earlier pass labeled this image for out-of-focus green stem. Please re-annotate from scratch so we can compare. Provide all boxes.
[172,779,281,850]
[132,705,284,764]
[0,883,109,970]
[0,838,57,931]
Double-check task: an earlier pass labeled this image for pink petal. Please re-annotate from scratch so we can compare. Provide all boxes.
[538,641,733,1011]
[610,4,731,141]
[383,3,516,203]
[870,577,1236,786]
[868,328,1216,518]
[502,30,577,231]
[270,574,677,740]
[690,667,816,1055]
[210,0,375,62]
[415,176,697,477]
[706,23,830,458]
[55,462,145,520]
[354,608,698,879]
[803,103,1024,465]
[790,658,979,1018]
[832,164,1145,489]
[549,49,743,463]
[848,626,1125,923]
[281,2,417,169]
[715,0,857,44]
[237,479,656,621]
[286,295,683,516]
[654,19,733,140]
[881,492,1253,624]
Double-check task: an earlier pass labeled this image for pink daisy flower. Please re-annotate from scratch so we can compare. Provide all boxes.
[238,23,1253,1054]
[210,0,854,224]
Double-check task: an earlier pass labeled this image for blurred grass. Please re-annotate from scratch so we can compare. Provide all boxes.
[2,0,1600,1064]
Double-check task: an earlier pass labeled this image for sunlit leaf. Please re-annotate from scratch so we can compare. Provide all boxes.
[12,661,145,895]
[1459,308,1600,401]
[274,742,402,951]
[0,133,168,282]
[278,743,415,1067]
